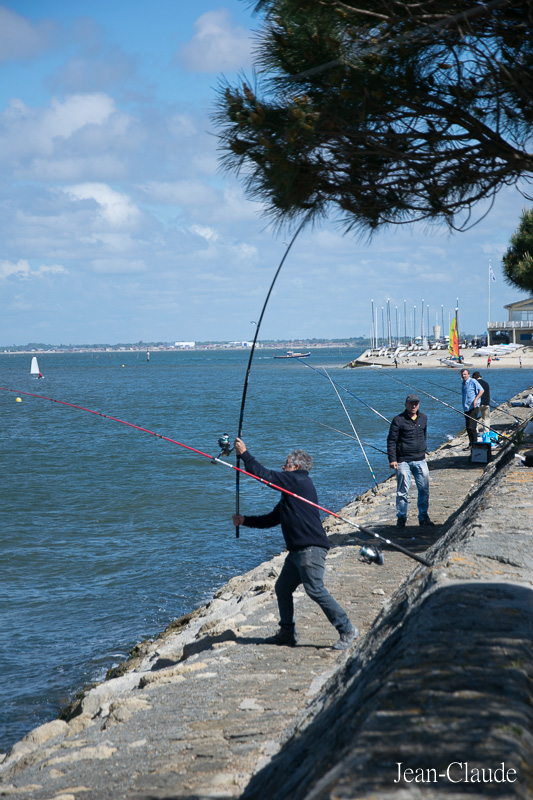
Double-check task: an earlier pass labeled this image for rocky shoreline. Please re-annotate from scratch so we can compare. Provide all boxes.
[2,388,533,799]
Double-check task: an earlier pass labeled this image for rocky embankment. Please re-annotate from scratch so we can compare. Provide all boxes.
[2,390,533,800]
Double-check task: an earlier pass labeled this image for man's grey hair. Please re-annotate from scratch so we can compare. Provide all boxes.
[287,449,313,471]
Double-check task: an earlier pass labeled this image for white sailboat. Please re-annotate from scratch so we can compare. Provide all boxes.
[30,356,42,378]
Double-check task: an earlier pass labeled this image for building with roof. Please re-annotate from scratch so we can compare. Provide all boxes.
[487,297,533,344]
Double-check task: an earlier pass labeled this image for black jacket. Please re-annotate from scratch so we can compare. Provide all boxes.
[478,378,490,406]
[387,410,428,463]
[240,449,330,551]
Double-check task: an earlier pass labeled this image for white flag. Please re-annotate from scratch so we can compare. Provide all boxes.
[489,264,496,282]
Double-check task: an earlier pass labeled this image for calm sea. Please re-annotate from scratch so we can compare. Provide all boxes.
[1,348,531,750]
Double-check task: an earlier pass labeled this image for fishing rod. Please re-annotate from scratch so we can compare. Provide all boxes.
[377,372,515,444]
[295,357,391,424]
[1,386,431,566]
[418,376,521,425]
[322,367,380,493]
[313,420,388,456]
[235,218,307,538]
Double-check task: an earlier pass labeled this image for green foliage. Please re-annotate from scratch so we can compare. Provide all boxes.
[215,0,533,234]
[503,207,533,293]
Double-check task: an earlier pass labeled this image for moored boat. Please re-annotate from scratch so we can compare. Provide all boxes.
[273,351,311,359]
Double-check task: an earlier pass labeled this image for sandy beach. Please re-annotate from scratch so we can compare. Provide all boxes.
[346,344,533,369]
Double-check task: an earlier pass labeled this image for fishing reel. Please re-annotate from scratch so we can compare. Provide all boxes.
[215,433,234,458]
[359,544,384,566]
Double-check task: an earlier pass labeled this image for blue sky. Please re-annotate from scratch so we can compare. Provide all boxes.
[0,1,529,345]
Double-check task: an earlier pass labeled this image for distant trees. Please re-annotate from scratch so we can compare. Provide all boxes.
[215,0,533,234]
[503,207,533,294]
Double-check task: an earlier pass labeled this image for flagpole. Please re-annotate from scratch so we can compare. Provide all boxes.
[488,259,491,342]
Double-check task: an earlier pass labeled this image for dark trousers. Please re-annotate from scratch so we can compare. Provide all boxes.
[275,546,351,634]
[465,407,479,445]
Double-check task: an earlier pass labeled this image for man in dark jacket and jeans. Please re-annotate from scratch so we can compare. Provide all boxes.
[387,394,434,529]
[232,437,357,650]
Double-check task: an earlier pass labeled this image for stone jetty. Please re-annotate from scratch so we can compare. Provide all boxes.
[2,390,533,799]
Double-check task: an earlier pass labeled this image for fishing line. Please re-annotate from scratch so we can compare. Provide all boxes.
[236,218,307,538]
[322,367,380,493]
[1,386,430,566]
[377,372,515,443]
[295,357,391,424]
[419,376,521,424]
[313,420,388,456]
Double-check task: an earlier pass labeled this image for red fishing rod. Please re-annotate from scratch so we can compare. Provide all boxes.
[1,386,431,567]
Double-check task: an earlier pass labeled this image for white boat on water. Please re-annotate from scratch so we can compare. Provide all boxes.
[30,356,42,378]
[273,351,311,359]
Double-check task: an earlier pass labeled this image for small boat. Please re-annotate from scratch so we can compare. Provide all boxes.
[30,356,43,378]
[274,351,311,359]
[439,357,472,368]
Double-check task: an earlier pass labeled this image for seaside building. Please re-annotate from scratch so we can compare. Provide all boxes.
[487,297,533,344]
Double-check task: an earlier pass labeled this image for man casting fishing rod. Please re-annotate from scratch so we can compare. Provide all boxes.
[232,437,357,650]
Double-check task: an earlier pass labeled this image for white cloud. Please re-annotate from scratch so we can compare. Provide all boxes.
[140,180,217,207]
[213,186,264,223]
[0,6,57,63]
[177,9,252,73]
[43,93,116,139]
[190,224,219,242]
[0,93,120,165]
[0,258,67,280]
[63,183,141,228]
[26,155,125,182]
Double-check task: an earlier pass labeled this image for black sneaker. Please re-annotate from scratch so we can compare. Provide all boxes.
[332,624,359,651]
[263,627,298,647]
[419,516,436,527]
[396,517,406,529]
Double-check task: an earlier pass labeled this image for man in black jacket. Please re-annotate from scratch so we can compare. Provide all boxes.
[387,394,434,529]
[472,371,491,435]
[232,438,357,650]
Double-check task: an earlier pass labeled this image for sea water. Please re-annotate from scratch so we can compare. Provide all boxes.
[0,349,530,751]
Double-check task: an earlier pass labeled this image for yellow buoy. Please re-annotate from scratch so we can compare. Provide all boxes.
[16,397,22,402]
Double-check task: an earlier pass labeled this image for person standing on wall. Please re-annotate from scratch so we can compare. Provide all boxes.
[232,438,357,651]
[387,394,434,529]
[472,371,491,436]
[461,369,484,447]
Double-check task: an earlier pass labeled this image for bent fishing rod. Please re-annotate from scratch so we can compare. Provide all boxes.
[235,218,307,538]
[1,386,430,567]
[378,372,515,444]
[295,358,391,424]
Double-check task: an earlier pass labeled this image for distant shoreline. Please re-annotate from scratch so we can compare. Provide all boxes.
[0,343,365,355]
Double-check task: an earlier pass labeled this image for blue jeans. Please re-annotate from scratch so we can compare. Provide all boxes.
[276,546,351,634]
[396,460,429,521]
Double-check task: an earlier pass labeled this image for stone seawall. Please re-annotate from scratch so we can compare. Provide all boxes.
[1,390,533,800]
